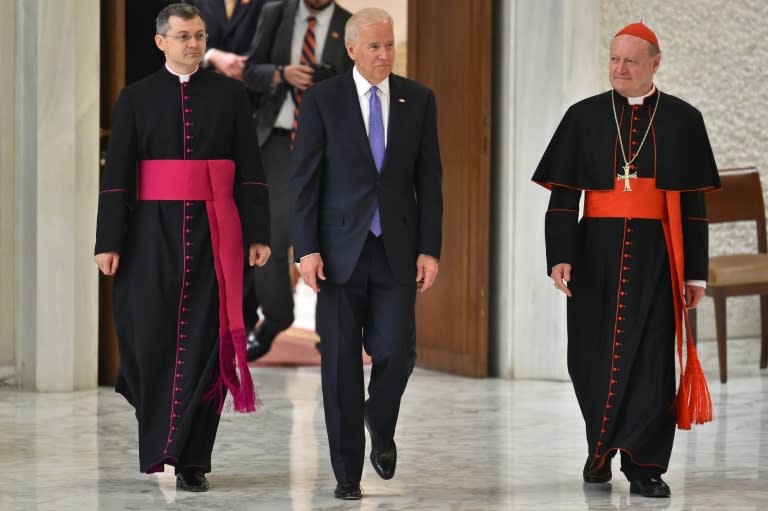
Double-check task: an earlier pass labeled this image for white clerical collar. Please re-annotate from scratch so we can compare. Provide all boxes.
[627,85,657,105]
[352,66,390,98]
[165,62,199,83]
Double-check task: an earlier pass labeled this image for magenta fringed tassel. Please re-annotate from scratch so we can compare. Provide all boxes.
[230,327,258,412]
[203,328,259,414]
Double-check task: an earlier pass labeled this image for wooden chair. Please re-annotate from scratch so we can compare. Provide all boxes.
[690,167,768,382]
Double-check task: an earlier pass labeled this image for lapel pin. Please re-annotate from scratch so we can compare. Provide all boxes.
[331,31,340,39]
[398,98,406,103]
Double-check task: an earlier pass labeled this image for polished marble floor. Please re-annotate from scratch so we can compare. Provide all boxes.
[1,345,767,511]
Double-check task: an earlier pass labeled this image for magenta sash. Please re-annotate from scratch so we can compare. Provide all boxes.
[138,159,257,413]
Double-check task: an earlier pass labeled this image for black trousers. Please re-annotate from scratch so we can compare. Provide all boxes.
[243,130,295,336]
[317,234,417,483]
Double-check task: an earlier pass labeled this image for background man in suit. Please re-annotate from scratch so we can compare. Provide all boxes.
[242,0,353,360]
[291,7,443,500]
[186,0,266,81]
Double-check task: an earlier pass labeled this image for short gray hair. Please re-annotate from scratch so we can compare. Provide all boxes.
[345,7,393,44]
[156,3,204,35]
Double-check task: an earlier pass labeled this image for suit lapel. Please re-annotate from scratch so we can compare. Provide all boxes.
[222,1,247,39]
[275,0,299,63]
[343,73,378,174]
[380,75,404,173]
[320,8,346,63]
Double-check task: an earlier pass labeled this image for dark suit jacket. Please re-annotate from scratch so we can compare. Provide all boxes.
[185,0,266,112]
[243,0,353,145]
[291,71,443,285]
[187,0,265,56]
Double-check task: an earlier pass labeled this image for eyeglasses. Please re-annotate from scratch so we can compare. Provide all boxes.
[160,32,209,43]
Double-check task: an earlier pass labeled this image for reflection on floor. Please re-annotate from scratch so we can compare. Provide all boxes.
[1,350,766,510]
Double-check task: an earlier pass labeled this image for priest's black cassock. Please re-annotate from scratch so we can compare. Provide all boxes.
[95,66,270,474]
[532,89,719,478]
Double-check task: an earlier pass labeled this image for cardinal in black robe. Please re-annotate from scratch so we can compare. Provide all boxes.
[532,22,719,498]
[94,4,270,489]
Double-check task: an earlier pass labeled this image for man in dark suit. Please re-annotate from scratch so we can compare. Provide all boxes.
[291,7,443,500]
[242,0,353,360]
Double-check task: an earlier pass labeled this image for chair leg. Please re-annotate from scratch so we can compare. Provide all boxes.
[760,296,768,369]
[713,297,728,383]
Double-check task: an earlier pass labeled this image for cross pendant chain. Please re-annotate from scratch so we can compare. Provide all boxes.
[611,89,662,193]
[617,162,637,192]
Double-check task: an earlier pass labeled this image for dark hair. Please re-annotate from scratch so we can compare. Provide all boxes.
[156,3,204,35]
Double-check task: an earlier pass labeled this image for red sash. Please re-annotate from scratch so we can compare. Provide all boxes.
[585,178,713,429]
[138,159,257,413]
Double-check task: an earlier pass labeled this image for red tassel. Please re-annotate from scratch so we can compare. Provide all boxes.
[684,342,713,425]
[676,338,713,429]
[675,376,692,430]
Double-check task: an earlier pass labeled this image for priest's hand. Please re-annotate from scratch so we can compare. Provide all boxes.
[299,253,325,293]
[416,255,439,293]
[685,283,705,308]
[94,252,120,276]
[249,243,271,267]
[551,263,572,297]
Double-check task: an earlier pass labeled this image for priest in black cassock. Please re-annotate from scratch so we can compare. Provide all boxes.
[94,3,271,492]
[532,22,720,498]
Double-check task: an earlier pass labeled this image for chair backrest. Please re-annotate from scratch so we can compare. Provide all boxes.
[706,167,766,252]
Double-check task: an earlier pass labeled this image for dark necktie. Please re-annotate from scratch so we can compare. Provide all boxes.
[368,86,385,236]
[291,16,317,144]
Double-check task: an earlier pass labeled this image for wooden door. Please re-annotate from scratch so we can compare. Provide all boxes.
[408,0,492,377]
[98,0,125,385]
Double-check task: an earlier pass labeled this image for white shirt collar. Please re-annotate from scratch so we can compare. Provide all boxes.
[298,0,335,26]
[352,66,390,98]
[627,84,657,105]
[165,62,199,83]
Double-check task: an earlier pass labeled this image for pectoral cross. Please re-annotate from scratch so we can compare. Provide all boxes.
[617,163,637,192]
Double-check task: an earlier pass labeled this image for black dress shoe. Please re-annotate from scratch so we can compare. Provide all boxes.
[583,457,612,483]
[176,469,210,492]
[334,482,362,500]
[630,476,671,498]
[246,329,274,361]
[365,414,396,480]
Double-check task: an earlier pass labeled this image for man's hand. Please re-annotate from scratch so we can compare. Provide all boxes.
[94,252,120,276]
[299,254,325,293]
[207,49,247,80]
[283,64,315,91]
[551,263,572,297]
[249,243,271,267]
[685,283,705,308]
[416,255,439,293]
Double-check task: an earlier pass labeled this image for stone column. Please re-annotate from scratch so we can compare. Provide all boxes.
[13,0,100,390]
[492,0,600,379]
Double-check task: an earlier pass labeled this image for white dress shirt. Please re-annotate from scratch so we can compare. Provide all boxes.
[351,66,390,145]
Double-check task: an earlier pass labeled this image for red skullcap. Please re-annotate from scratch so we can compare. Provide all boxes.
[615,21,659,49]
